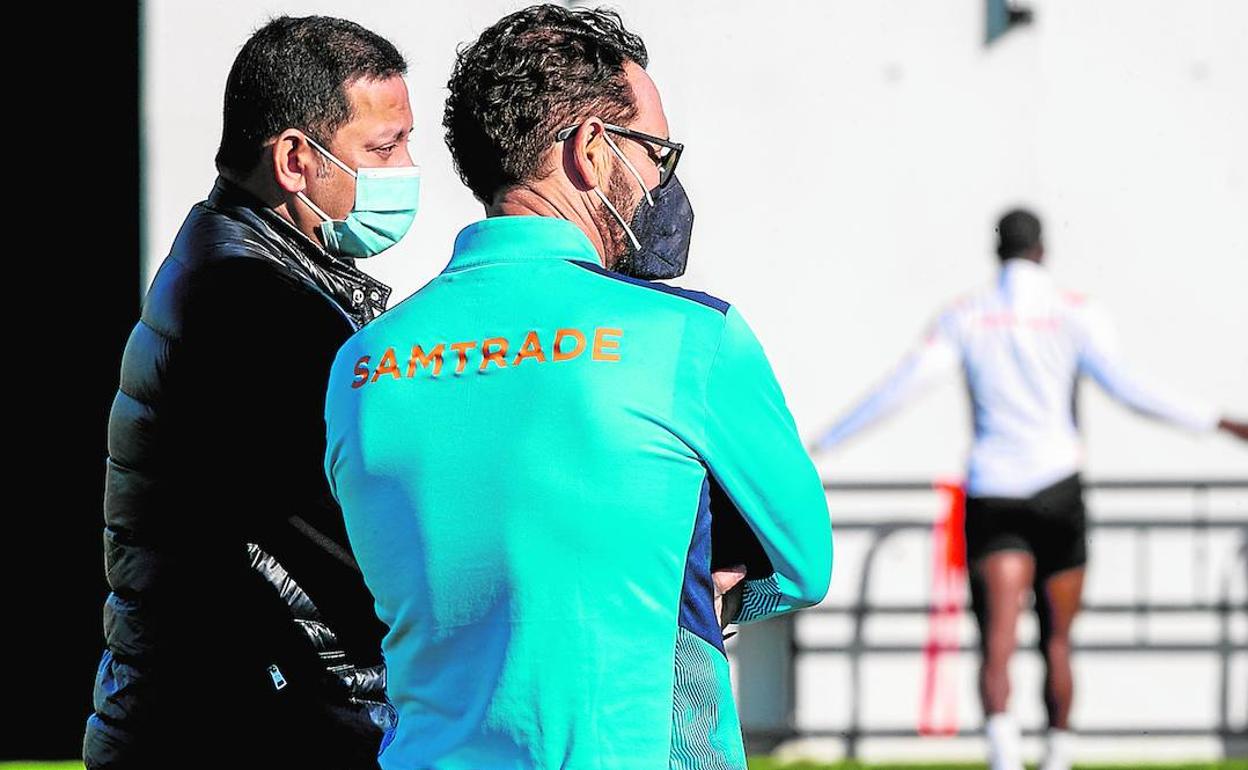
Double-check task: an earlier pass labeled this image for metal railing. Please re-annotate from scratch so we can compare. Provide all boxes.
[748,478,1248,757]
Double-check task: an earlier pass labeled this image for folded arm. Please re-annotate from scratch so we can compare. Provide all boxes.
[700,307,833,623]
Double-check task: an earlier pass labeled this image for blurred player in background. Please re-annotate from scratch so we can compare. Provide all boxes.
[324,6,832,768]
[810,208,1247,770]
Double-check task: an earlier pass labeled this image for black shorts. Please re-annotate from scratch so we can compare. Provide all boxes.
[964,473,1087,580]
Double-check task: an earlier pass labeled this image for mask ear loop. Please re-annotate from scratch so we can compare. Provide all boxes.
[295,188,341,253]
[303,134,359,179]
[297,133,357,229]
[594,188,641,251]
[297,189,335,223]
[591,130,645,251]
[602,132,653,206]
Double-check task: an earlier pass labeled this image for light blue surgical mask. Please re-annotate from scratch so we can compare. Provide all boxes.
[297,135,421,258]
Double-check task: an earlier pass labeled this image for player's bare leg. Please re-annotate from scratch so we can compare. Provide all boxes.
[971,549,1035,770]
[972,550,1035,712]
[1037,565,1085,770]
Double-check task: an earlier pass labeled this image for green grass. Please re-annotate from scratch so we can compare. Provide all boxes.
[4,762,1245,770]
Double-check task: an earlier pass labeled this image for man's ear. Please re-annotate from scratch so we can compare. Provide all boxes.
[564,119,610,193]
[270,129,315,194]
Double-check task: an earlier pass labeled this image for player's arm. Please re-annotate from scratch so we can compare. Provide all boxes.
[809,313,960,453]
[1075,302,1226,432]
[699,306,833,624]
[1218,418,1248,441]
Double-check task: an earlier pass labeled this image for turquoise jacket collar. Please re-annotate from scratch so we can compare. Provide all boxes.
[447,216,602,272]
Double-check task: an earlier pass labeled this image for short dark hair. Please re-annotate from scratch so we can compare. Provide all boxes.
[996,208,1043,259]
[215,15,407,176]
[443,5,649,204]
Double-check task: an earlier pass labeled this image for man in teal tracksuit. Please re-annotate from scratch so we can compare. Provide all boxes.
[324,7,832,768]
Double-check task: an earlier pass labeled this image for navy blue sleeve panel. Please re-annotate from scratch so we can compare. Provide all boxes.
[569,261,730,313]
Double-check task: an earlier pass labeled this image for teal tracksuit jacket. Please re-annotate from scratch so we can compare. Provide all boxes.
[324,215,832,769]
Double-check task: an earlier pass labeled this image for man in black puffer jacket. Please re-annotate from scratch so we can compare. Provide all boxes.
[84,16,420,769]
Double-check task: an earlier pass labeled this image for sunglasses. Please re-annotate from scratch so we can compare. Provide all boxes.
[554,123,684,189]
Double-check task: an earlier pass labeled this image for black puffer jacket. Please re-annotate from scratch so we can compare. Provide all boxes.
[84,177,395,769]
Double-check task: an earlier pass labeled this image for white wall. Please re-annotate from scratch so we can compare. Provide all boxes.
[144,0,1248,761]
[144,0,1248,481]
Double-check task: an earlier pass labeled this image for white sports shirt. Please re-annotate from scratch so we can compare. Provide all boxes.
[814,258,1219,498]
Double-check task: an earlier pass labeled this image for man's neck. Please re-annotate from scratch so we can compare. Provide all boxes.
[489,185,609,267]
[218,167,338,260]
[1003,246,1044,266]
[221,166,305,237]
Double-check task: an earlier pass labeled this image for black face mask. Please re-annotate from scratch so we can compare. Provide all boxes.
[594,130,696,281]
[615,175,695,280]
